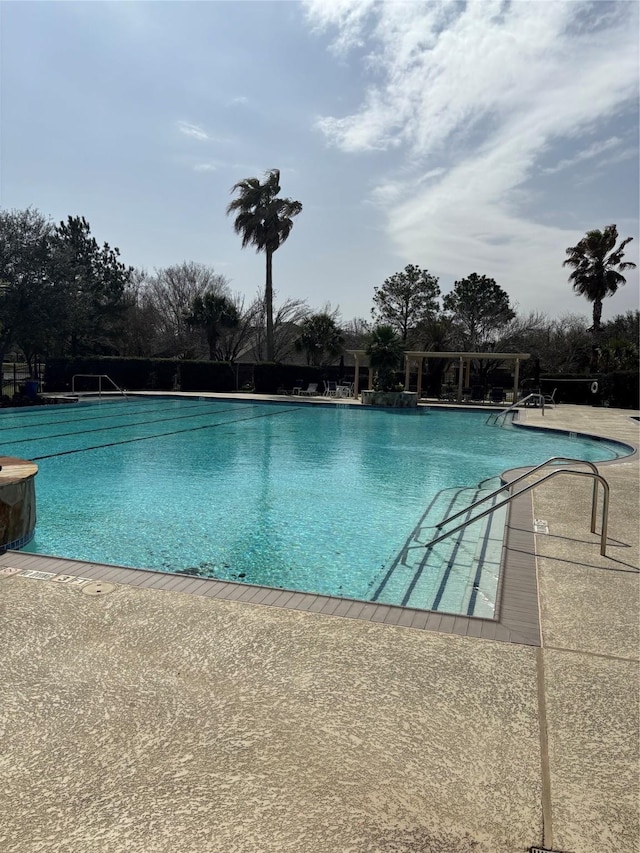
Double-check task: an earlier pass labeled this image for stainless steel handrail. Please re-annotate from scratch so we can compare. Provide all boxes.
[436,457,601,533]
[425,468,610,556]
[486,392,544,424]
[71,374,127,397]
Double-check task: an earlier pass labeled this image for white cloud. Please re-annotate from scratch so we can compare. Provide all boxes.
[305,0,639,315]
[304,0,377,53]
[177,120,209,141]
[542,137,623,175]
[193,163,218,172]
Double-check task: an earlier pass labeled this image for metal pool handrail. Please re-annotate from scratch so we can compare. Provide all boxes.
[436,457,601,533]
[425,468,610,556]
[71,374,127,397]
[486,392,544,425]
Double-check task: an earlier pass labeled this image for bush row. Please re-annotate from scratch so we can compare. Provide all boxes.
[539,372,639,408]
[44,357,235,393]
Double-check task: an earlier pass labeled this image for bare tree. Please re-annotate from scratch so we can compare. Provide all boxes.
[249,294,309,362]
[493,311,592,375]
[215,292,263,363]
[117,268,163,356]
[142,262,230,357]
[341,317,370,351]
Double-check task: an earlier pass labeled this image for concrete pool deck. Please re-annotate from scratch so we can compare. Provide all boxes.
[0,402,638,852]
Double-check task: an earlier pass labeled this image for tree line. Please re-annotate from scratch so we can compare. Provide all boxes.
[1,175,636,382]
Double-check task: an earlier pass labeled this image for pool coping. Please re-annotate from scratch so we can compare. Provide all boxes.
[4,476,541,645]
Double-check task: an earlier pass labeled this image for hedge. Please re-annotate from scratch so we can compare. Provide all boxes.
[44,357,234,393]
[539,372,639,408]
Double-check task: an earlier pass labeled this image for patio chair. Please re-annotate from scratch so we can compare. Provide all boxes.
[440,383,455,401]
[298,382,318,397]
[292,379,305,395]
[542,387,557,407]
[337,382,353,398]
[323,381,338,397]
[490,387,505,404]
[470,386,484,403]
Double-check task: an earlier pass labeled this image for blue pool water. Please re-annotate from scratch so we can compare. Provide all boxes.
[1,397,627,606]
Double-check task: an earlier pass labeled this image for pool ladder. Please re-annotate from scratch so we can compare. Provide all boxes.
[71,374,127,398]
[486,393,546,426]
[424,457,610,556]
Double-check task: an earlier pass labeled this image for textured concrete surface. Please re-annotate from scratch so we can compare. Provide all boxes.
[1,579,541,853]
[0,401,638,853]
[544,648,639,853]
[529,407,639,658]
[521,404,639,852]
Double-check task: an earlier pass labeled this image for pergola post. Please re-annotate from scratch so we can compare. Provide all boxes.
[353,354,360,397]
[368,367,374,391]
[513,357,520,403]
[416,358,423,399]
[404,356,410,391]
[457,357,464,402]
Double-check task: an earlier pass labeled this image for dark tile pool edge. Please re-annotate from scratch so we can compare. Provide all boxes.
[3,492,540,646]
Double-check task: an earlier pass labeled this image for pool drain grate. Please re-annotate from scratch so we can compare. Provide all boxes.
[18,570,57,580]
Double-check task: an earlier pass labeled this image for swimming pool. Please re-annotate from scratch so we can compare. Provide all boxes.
[1,396,627,613]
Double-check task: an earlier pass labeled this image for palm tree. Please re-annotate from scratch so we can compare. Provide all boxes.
[185,292,239,361]
[563,225,636,337]
[366,325,404,391]
[226,169,302,361]
[295,312,344,367]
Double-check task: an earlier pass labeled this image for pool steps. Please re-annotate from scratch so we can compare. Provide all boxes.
[372,483,506,618]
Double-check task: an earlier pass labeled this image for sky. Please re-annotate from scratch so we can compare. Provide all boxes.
[1,0,638,325]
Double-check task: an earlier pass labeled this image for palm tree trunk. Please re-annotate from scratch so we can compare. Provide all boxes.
[265,249,274,362]
[592,298,603,337]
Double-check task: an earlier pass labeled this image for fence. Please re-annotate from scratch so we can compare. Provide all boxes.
[2,363,44,399]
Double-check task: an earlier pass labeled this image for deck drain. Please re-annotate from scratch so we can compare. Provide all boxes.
[53,575,93,585]
[0,566,21,577]
[18,570,57,581]
[529,847,571,853]
[82,581,117,596]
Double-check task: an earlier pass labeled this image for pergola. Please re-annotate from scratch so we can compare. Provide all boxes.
[347,351,531,402]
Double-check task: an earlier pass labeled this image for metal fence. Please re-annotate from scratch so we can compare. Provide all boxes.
[2,363,44,398]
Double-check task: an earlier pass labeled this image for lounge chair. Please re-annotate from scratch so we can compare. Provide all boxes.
[292,379,305,395]
[298,382,318,397]
[490,387,505,404]
[470,386,484,403]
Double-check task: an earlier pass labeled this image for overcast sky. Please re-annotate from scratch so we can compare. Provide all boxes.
[2,0,638,324]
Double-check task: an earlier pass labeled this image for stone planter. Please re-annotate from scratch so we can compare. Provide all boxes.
[360,390,418,408]
[0,456,38,551]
